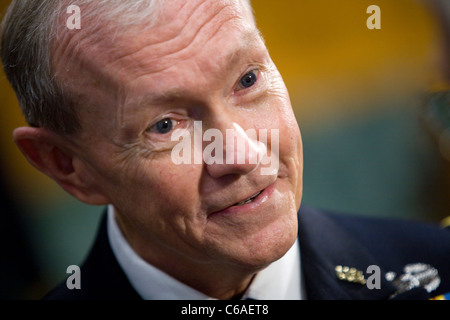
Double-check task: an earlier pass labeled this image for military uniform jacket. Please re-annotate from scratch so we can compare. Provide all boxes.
[43,205,450,300]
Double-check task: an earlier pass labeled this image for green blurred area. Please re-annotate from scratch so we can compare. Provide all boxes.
[0,0,449,299]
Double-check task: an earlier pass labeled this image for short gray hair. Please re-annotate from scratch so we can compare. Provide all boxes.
[1,0,253,135]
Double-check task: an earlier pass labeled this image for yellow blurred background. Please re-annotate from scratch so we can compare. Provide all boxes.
[0,0,449,299]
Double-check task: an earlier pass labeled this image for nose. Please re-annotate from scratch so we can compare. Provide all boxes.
[204,122,266,179]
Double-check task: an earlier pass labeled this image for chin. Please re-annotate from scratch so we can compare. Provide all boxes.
[227,214,298,270]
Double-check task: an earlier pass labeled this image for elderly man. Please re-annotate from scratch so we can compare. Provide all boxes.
[1,0,449,300]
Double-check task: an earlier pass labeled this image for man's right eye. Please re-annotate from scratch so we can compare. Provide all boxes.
[148,118,178,134]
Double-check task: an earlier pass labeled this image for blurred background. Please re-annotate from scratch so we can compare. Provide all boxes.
[0,0,449,299]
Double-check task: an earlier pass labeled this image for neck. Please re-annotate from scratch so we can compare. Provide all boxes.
[115,211,264,300]
[137,242,263,300]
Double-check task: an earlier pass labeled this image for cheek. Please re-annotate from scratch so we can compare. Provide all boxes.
[280,116,303,160]
[133,161,201,212]
[261,91,302,162]
[98,149,203,225]
[264,92,303,204]
[118,161,207,250]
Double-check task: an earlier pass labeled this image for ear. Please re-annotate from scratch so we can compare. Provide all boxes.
[13,126,110,205]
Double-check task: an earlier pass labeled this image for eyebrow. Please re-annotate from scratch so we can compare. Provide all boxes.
[225,29,265,70]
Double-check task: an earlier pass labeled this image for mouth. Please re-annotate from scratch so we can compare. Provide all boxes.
[209,181,276,216]
[233,190,263,206]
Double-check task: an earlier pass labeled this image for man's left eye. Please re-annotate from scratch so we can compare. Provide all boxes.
[148,118,178,134]
[238,70,258,89]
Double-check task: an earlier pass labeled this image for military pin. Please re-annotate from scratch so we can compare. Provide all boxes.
[335,265,366,285]
[386,263,441,298]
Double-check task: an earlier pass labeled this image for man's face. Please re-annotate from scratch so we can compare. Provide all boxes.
[56,0,303,273]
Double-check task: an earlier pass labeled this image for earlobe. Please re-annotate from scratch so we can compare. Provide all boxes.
[13,126,110,206]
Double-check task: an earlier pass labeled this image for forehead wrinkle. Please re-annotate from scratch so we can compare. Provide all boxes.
[53,18,129,104]
[125,27,264,112]
[103,0,248,82]
[103,0,203,66]
[100,2,201,72]
[54,1,254,88]
[53,0,203,104]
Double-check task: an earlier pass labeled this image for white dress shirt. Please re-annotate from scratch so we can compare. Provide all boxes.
[107,205,304,300]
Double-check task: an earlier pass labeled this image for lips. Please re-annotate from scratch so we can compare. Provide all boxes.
[209,181,276,216]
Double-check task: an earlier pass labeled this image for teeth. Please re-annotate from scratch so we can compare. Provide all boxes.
[234,190,262,206]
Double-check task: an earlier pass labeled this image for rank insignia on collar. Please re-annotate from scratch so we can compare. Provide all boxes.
[385,263,441,298]
[335,265,366,285]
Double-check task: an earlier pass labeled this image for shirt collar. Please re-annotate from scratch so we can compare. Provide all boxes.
[107,205,303,300]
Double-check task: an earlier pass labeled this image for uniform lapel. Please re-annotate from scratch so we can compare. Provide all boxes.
[298,206,398,300]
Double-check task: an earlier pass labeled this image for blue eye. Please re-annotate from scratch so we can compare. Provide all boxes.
[239,70,258,89]
[154,118,175,134]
